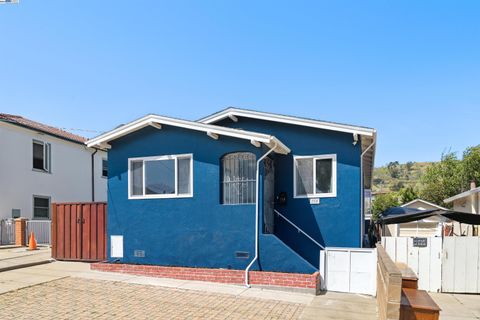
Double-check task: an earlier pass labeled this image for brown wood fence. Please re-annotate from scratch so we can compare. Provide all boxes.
[52,202,107,261]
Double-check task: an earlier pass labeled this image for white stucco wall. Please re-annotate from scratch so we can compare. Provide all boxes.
[0,122,107,220]
[452,193,480,236]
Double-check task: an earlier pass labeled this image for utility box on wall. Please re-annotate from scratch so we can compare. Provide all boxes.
[110,235,123,258]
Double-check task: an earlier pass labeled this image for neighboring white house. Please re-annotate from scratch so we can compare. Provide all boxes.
[0,113,107,220]
[444,182,480,236]
[385,199,449,237]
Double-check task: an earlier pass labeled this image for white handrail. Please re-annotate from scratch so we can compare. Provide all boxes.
[274,209,325,250]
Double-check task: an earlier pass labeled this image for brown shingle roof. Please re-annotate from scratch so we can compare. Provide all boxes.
[0,113,86,144]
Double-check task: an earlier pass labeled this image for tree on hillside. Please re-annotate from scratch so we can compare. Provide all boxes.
[462,145,480,186]
[372,193,400,221]
[387,161,401,179]
[420,152,464,206]
[399,186,418,204]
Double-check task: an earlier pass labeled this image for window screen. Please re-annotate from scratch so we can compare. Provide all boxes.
[33,196,50,219]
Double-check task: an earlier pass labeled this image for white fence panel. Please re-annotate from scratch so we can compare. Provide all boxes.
[442,237,480,293]
[26,220,51,245]
[322,247,376,296]
[382,237,442,292]
[0,219,15,245]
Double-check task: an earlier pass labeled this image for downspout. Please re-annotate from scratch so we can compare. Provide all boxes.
[245,141,277,288]
[91,148,98,202]
[360,135,376,247]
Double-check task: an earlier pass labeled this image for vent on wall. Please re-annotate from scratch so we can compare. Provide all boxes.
[11,209,20,218]
[235,251,249,259]
[134,250,145,258]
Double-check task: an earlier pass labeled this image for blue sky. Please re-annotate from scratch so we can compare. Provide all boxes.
[0,1,478,166]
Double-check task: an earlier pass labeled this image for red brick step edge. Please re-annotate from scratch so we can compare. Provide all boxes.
[91,263,319,292]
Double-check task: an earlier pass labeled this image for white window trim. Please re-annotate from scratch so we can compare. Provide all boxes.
[32,139,51,173]
[293,154,337,199]
[128,153,193,200]
[101,158,108,178]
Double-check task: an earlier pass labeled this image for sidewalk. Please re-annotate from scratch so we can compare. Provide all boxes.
[0,261,315,303]
[0,261,379,319]
[0,246,52,273]
[430,292,480,320]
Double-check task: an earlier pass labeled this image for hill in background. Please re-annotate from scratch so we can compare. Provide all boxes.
[372,161,432,194]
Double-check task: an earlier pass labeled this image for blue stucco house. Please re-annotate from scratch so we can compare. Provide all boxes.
[86,108,376,282]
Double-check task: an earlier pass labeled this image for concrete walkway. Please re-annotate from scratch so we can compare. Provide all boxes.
[0,246,52,272]
[431,292,480,320]
[300,291,377,320]
[0,261,378,319]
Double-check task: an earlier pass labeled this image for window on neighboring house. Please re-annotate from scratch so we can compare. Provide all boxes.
[33,140,51,172]
[294,154,337,198]
[221,152,256,205]
[102,159,108,178]
[33,196,50,219]
[129,154,193,199]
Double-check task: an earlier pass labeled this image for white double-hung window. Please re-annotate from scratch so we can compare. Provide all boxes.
[128,154,193,199]
[294,154,337,198]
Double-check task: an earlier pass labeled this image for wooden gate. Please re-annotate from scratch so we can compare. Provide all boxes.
[51,202,107,261]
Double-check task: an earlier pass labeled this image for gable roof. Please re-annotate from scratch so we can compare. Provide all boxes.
[198,107,376,136]
[400,199,448,210]
[199,107,376,189]
[0,113,86,144]
[444,187,480,203]
[86,114,290,154]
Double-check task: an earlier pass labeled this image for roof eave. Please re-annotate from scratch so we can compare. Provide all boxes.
[199,108,376,137]
[86,114,290,154]
[444,187,480,203]
[0,119,86,145]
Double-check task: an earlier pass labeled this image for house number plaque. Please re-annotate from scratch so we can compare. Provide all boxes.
[412,237,428,247]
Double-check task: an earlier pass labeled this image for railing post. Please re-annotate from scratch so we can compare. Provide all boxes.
[14,218,28,246]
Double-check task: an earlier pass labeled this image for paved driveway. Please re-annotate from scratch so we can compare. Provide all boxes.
[0,262,378,319]
[0,277,304,320]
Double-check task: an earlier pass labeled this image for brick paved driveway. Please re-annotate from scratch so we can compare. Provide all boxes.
[0,277,304,320]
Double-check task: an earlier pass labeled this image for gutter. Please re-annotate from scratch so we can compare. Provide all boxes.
[244,142,277,288]
[360,134,376,247]
[91,148,98,202]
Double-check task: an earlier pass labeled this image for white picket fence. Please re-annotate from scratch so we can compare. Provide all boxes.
[26,220,51,245]
[382,236,480,294]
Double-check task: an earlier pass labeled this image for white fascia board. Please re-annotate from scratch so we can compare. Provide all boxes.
[86,114,290,154]
[199,108,376,137]
[444,187,480,203]
[400,199,448,210]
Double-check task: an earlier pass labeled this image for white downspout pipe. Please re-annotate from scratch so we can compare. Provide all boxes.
[360,136,376,247]
[245,142,277,288]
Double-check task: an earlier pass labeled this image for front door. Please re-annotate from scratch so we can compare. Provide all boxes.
[263,157,275,234]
